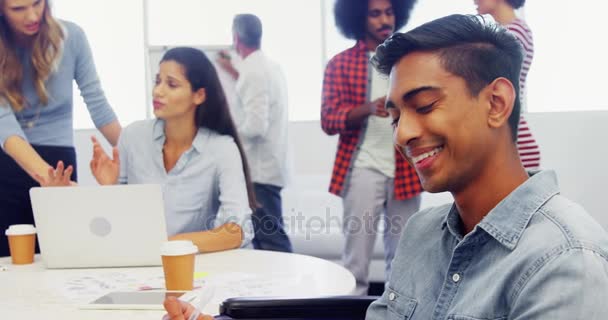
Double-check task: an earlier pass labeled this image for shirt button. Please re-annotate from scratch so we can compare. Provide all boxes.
[452,273,461,283]
[388,292,396,301]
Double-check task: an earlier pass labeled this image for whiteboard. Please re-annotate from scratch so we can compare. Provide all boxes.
[146,45,242,121]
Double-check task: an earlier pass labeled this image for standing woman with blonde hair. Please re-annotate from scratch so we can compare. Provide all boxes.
[0,0,121,257]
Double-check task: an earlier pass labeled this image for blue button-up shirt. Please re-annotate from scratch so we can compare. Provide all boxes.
[117,119,252,246]
[367,170,608,319]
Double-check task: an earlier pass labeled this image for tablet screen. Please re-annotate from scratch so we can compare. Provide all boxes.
[90,291,187,305]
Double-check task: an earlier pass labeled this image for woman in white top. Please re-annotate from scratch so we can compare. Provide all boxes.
[90,47,256,253]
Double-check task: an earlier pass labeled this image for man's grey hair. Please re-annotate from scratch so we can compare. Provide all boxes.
[232,14,263,49]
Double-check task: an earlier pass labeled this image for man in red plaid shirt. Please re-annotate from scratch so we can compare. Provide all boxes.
[321,0,421,295]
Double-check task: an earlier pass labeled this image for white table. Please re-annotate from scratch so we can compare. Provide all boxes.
[0,249,355,319]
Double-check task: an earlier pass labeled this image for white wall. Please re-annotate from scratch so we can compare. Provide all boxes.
[527,111,608,227]
[57,0,608,128]
[52,0,147,129]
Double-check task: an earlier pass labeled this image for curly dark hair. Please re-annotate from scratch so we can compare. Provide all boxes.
[507,0,526,9]
[334,0,417,40]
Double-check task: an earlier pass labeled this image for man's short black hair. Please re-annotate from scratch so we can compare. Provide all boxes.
[233,14,262,49]
[372,14,523,142]
[333,0,417,40]
[507,0,526,9]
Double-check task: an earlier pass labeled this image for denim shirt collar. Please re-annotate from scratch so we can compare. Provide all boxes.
[443,170,560,250]
[152,119,208,154]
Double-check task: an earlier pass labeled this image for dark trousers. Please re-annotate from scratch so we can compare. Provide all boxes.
[251,183,292,252]
[0,145,77,257]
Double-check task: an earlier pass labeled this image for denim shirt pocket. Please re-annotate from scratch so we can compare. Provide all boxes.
[387,287,418,319]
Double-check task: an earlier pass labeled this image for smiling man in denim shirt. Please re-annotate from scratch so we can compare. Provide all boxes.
[161,14,608,320]
[365,14,608,319]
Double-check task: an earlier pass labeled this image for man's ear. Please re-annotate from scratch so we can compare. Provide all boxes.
[486,77,516,129]
[193,88,206,106]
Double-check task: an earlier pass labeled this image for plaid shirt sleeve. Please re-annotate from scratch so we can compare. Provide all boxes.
[321,55,360,136]
[321,46,367,197]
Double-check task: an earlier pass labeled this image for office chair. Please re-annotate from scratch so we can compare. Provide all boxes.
[216,295,379,320]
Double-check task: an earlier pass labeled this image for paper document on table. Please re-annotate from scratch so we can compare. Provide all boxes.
[204,272,317,308]
[54,270,208,305]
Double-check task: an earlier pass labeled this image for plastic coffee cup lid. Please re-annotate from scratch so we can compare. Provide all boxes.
[160,240,198,256]
[5,224,36,236]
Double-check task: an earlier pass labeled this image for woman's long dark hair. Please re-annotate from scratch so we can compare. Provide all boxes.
[160,47,257,210]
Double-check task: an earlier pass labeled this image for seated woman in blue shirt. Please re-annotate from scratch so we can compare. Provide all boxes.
[89,47,256,253]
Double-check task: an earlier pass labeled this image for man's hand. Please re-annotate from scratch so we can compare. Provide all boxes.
[345,96,389,128]
[368,96,389,117]
[33,161,75,187]
[163,296,212,320]
[216,51,239,80]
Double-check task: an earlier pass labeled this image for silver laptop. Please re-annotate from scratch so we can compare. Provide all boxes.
[30,184,167,269]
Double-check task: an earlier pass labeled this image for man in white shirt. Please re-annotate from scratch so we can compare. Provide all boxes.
[218,14,292,252]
